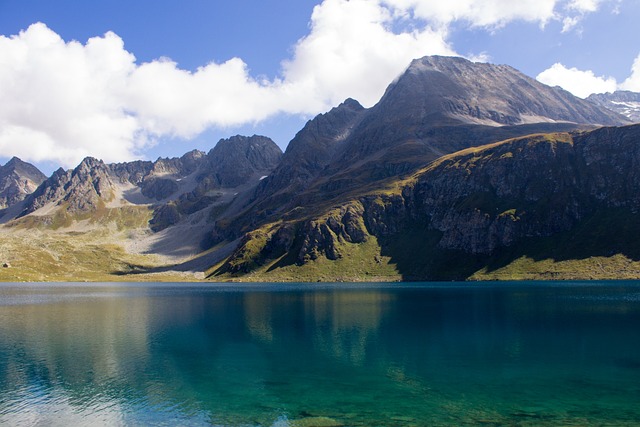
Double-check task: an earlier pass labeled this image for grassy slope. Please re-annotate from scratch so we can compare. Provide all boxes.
[0,205,203,282]
[210,214,640,283]
[469,208,640,280]
[208,234,401,282]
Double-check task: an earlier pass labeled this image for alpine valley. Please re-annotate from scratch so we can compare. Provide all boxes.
[1,56,639,282]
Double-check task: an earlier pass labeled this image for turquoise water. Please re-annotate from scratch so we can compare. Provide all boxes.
[0,282,639,426]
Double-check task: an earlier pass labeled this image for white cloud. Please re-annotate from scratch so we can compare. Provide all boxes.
[0,23,141,167]
[281,0,455,108]
[0,1,634,168]
[561,16,581,32]
[0,5,456,167]
[567,0,601,13]
[561,0,622,33]
[619,54,640,91]
[382,0,558,28]
[536,63,617,98]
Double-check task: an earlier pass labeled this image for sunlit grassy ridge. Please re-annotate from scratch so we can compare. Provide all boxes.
[208,230,401,283]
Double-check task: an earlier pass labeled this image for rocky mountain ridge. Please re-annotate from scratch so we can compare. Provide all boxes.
[587,90,640,122]
[210,56,628,245]
[4,135,282,219]
[0,55,637,282]
[216,124,640,280]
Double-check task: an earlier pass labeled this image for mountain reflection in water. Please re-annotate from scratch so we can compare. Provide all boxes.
[0,282,639,426]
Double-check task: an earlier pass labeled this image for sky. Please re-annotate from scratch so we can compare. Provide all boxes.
[0,0,639,175]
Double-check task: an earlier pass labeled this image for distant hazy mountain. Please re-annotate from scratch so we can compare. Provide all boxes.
[587,91,640,122]
[0,157,46,209]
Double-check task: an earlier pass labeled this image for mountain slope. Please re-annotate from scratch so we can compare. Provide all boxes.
[212,124,640,281]
[0,136,282,279]
[0,157,46,209]
[212,56,627,245]
[330,56,627,164]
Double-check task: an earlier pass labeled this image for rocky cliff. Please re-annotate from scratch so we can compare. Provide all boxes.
[20,157,117,216]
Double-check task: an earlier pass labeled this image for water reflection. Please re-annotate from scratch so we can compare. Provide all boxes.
[0,283,638,426]
[244,291,392,365]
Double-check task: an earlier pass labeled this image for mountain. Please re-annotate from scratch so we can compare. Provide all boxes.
[587,91,640,122]
[0,56,636,282]
[0,157,46,209]
[14,135,282,219]
[215,124,640,281]
[20,157,118,217]
[325,56,626,173]
[150,135,283,232]
[212,56,628,244]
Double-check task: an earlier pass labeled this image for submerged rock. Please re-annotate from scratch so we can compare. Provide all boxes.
[289,416,343,427]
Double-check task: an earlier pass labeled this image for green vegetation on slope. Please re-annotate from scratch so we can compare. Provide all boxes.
[0,205,203,282]
[209,234,400,282]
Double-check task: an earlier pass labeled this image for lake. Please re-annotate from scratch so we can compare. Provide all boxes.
[0,282,639,426]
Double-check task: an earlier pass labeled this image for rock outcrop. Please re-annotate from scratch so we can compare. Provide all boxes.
[207,135,283,188]
[21,157,117,215]
[252,99,366,209]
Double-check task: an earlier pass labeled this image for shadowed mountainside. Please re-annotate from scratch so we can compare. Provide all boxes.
[210,55,628,246]
[213,124,640,281]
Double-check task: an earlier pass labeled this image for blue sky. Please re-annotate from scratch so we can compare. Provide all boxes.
[0,0,638,174]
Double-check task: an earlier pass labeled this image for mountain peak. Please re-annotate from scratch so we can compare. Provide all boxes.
[2,156,44,176]
[338,98,364,110]
[0,157,47,209]
[5,156,25,167]
[383,55,628,127]
[206,135,283,188]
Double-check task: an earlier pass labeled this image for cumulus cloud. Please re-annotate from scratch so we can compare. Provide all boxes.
[0,6,455,167]
[537,52,640,98]
[0,23,141,167]
[0,0,633,167]
[281,0,455,108]
[536,63,617,98]
[619,54,640,91]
